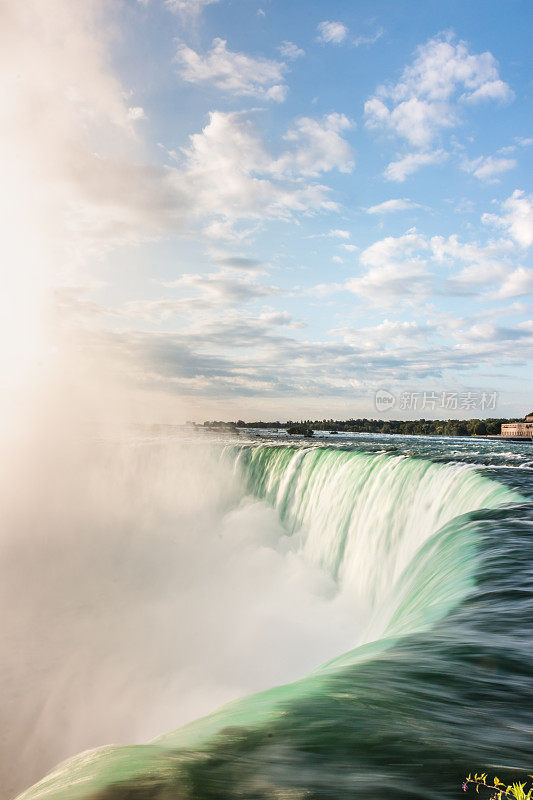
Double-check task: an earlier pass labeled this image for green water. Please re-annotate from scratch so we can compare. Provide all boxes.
[15,439,532,800]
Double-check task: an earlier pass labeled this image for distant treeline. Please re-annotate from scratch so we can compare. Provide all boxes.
[199,417,519,436]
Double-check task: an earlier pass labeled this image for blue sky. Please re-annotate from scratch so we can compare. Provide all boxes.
[8,0,533,421]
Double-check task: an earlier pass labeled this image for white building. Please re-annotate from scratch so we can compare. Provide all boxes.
[501,414,533,438]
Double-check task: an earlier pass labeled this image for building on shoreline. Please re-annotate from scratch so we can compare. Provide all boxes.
[501,413,533,438]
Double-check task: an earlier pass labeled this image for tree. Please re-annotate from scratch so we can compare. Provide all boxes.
[473,420,487,435]
[287,424,313,437]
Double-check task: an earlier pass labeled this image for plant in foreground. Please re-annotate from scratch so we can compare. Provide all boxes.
[462,773,532,799]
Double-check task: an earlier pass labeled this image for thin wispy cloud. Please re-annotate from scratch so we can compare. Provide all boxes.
[462,153,517,182]
[165,0,220,18]
[366,198,421,214]
[278,41,305,60]
[175,38,289,101]
[384,150,448,182]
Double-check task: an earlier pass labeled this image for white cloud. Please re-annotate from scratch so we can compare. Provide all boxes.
[359,232,428,268]
[335,319,433,349]
[365,34,513,149]
[278,41,305,60]
[128,106,147,121]
[177,110,343,237]
[0,0,180,267]
[63,289,533,403]
[384,150,448,182]
[317,21,348,44]
[345,229,522,303]
[272,113,355,177]
[430,234,514,288]
[6,0,530,424]
[464,79,512,104]
[482,190,533,248]
[496,267,533,298]
[347,233,430,300]
[117,261,286,322]
[162,268,281,308]
[328,229,351,239]
[462,154,516,182]
[175,38,288,101]
[306,282,344,298]
[165,0,220,17]
[366,198,420,214]
[354,29,384,47]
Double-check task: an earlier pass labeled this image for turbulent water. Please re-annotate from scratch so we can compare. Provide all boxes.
[13,432,533,800]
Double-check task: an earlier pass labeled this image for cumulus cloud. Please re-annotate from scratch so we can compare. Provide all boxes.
[496,267,533,299]
[430,234,514,289]
[365,33,513,153]
[384,150,448,182]
[462,154,516,182]
[59,106,352,245]
[366,198,421,214]
[177,110,345,236]
[347,233,430,300]
[4,0,530,473]
[317,21,348,44]
[343,228,524,304]
[0,0,355,272]
[272,113,355,177]
[175,38,288,101]
[482,190,533,248]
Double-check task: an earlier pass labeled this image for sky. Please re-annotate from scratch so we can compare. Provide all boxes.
[2,0,533,422]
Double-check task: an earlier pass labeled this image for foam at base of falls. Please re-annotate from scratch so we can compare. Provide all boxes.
[232,445,520,645]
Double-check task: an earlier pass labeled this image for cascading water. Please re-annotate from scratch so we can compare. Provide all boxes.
[233,446,519,646]
[12,435,533,800]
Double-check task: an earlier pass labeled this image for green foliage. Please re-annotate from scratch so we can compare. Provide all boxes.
[218,417,518,437]
[287,423,314,437]
[462,773,533,799]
